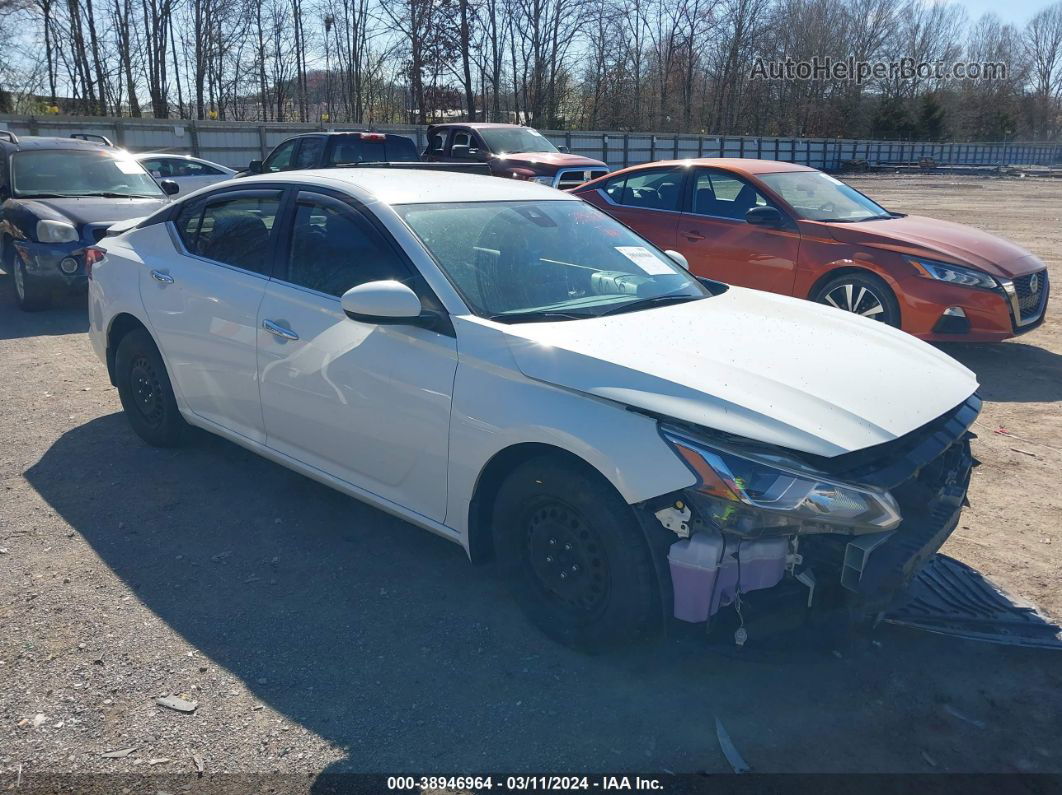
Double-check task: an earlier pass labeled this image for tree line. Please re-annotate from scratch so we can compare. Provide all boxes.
[0,0,1060,141]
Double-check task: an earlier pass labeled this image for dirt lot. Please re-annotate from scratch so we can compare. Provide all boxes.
[0,174,1060,782]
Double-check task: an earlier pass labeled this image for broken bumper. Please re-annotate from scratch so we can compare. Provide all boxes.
[656,395,981,626]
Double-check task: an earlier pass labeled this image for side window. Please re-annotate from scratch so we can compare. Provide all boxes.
[183,192,282,275]
[173,160,224,177]
[452,131,471,150]
[141,157,167,177]
[692,170,768,220]
[293,137,324,169]
[263,140,296,173]
[429,132,445,153]
[175,201,204,250]
[285,193,411,297]
[603,169,683,212]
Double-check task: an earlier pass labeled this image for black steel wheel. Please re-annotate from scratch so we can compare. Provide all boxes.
[493,456,662,650]
[115,328,186,447]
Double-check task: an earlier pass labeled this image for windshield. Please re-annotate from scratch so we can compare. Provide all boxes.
[478,128,558,155]
[395,200,708,322]
[758,171,890,222]
[11,149,165,198]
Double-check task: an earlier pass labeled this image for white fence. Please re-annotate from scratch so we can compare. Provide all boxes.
[2,113,1060,171]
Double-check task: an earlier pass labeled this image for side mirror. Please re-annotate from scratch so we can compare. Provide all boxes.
[664,249,689,270]
[248,159,263,174]
[746,206,784,227]
[450,144,471,160]
[160,179,180,196]
[557,145,570,154]
[341,280,437,328]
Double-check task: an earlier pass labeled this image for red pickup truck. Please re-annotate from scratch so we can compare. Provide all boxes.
[423,123,609,189]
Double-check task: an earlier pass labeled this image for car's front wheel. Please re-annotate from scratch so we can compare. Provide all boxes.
[6,243,52,312]
[492,456,662,651]
[812,271,900,327]
[115,328,186,447]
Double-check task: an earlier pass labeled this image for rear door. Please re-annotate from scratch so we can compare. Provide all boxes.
[677,168,800,294]
[256,189,457,520]
[292,135,326,170]
[139,187,283,442]
[588,166,685,253]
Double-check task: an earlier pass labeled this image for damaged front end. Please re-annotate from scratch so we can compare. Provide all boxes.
[643,395,981,637]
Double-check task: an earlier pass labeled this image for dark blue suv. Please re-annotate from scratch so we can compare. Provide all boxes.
[0,132,176,310]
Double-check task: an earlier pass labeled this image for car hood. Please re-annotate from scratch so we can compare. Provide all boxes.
[494,152,607,169]
[26,197,168,228]
[500,287,978,457]
[818,214,1039,277]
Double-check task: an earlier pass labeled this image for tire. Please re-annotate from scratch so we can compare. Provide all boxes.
[492,456,662,651]
[812,271,900,328]
[7,242,53,312]
[115,328,186,447]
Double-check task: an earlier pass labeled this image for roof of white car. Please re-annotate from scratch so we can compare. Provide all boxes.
[237,168,575,205]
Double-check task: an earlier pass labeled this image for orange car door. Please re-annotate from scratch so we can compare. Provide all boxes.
[677,168,800,295]
[590,167,685,253]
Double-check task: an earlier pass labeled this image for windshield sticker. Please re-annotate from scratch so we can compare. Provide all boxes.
[615,246,673,275]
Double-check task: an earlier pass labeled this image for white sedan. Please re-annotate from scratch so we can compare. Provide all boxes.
[87,169,980,649]
[134,152,236,194]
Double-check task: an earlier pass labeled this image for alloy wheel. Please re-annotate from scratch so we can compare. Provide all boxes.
[821,282,886,320]
[525,500,610,617]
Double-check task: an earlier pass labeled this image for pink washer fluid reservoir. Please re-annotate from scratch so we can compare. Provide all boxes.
[667,533,725,623]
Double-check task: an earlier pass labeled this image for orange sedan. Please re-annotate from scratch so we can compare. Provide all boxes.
[573,159,1050,341]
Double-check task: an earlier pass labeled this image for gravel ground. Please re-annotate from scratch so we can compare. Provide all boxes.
[1,174,1060,785]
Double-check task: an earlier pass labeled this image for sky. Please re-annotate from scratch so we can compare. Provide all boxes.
[950,0,1057,25]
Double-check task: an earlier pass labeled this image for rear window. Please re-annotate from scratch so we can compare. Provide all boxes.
[327,135,418,165]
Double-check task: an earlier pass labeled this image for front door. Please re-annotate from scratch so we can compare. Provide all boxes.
[256,190,457,521]
[139,188,283,442]
[677,168,800,294]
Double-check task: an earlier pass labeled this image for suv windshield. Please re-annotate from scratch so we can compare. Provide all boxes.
[478,128,558,155]
[11,149,165,198]
[395,200,708,322]
[758,171,890,222]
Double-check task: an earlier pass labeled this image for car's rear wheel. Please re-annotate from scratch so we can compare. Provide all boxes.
[492,456,661,651]
[6,242,52,312]
[115,329,186,447]
[812,272,900,327]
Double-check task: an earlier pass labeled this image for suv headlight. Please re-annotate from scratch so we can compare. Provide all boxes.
[662,428,901,532]
[37,220,79,244]
[906,256,997,290]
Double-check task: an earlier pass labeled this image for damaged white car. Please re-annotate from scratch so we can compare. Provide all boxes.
[87,169,980,649]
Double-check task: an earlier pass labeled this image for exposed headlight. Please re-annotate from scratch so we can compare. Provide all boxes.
[529,176,555,186]
[36,220,79,244]
[662,428,901,532]
[906,256,997,290]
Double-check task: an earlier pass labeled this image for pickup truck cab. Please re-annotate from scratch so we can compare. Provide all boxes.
[423,123,609,189]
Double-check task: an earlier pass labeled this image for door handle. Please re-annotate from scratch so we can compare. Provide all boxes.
[683,230,707,241]
[262,319,299,341]
[150,269,174,284]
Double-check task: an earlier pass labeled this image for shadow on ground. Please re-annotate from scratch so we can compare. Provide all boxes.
[0,271,89,340]
[938,341,1062,403]
[23,414,1062,775]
